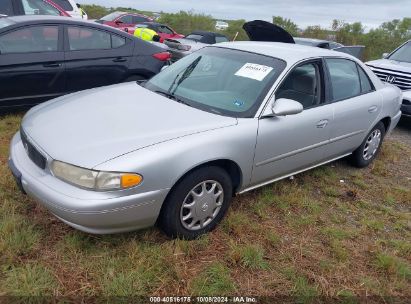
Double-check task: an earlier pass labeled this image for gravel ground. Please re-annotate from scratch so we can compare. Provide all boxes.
[389,116,411,147]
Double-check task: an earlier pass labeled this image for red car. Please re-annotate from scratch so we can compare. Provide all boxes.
[134,22,184,42]
[96,11,153,34]
[0,0,71,17]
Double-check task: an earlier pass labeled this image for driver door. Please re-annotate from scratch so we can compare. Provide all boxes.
[251,60,334,186]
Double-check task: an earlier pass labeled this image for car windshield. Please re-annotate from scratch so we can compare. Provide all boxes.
[145,47,286,118]
[388,41,411,63]
[100,12,123,21]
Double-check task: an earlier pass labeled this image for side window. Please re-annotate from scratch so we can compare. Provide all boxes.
[0,0,13,15]
[326,58,361,101]
[68,27,111,50]
[215,36,229,43]
[0,26,58,54]
[358,65,374,93]
[159,26,173,34]
[111,35,126,48]
[132,16,150,23]
[21,0,60,16]
[119,15,133,24]
[276,63,321,109]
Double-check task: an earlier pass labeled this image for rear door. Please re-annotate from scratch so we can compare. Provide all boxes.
[0,24,65,108]
[64,25,133,92]
[325,58,382,157]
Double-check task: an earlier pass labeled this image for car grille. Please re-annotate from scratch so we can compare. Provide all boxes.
[367,64,411,91]
[20,128,47,170]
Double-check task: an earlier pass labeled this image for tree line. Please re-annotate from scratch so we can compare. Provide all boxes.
[82,4,411,61]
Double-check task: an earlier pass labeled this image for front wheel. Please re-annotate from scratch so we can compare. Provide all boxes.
[351,122,385,168]
[158,166,232,239]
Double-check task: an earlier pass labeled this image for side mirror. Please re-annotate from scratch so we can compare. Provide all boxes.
[382,53,389,59]
[272,98,303,116]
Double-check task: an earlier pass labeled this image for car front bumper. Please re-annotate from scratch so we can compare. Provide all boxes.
[9,132,169,234]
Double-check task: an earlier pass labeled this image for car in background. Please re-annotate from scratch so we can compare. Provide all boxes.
[0,15,170,109]
[134,22,184,42]
[164,31,229,61]
[9,41,402,238]
[215,20,228,30]
[52,0,87,19]
[243,20,365,60]
[96,11,153,34]
[0,0,71,17]
[366,40,411,118]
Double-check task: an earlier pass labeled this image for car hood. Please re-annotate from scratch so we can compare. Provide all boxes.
[366,59,411,73]
[22,83,237,169]
[243,20,295,43]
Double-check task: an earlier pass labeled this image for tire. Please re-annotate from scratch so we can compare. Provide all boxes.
[159,166,233,239]
[351,122,386,168]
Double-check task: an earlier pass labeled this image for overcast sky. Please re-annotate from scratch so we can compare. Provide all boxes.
[77,0,410,30]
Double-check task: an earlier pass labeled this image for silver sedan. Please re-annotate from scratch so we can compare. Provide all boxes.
[9,42,402,239]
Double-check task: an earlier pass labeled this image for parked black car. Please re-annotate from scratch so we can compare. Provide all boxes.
[0,15,170,109]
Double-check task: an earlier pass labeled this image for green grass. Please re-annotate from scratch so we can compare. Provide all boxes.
[2,264,58,296]
[0,114,410,297]
[190,262,236,295]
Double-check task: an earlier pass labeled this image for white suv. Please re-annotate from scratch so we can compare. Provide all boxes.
[52,0,87,19]
[366,40,411,118]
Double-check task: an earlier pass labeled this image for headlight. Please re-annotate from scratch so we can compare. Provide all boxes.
[51,161,143,191]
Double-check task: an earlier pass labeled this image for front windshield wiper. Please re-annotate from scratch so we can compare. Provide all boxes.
[154,90,192,107]
[167,56,202,95]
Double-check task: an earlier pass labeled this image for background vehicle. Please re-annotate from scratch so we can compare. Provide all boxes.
[215,20,228,30]
[366,40,411,118]
[134,22,184,42]
[52,0,87,19]
[164,31,229,61]
[0,0,70,17]
[9,42,402,238]
[95,11,153,34]
[0,15,170,109]
[244,20,365,59]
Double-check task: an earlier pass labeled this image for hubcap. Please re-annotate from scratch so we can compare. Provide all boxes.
[363,129,381,160]
[180,180,224,231]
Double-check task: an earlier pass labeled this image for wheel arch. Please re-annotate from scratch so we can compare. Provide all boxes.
[380,116,391,132]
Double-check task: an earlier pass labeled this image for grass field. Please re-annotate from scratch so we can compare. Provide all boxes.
[0,114,410,299]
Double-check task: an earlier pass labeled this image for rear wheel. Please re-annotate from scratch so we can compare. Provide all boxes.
[159,166,232,239]
[351,122,385,167]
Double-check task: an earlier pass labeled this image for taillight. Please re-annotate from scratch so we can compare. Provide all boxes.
[153,52,171,61]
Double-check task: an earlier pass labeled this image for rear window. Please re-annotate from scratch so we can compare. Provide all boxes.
[0,0,13,16]
[100,12,123,21]
[52,0,73,11]
[185,34,203,42]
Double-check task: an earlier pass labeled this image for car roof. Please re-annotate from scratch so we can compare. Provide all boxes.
[215,41,356,64]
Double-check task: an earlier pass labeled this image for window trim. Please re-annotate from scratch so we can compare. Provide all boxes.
[273,58,328,111]
[0,24,62,55]
[323,57,376,104]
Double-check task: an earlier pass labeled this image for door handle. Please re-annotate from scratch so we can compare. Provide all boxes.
[43,63,61,68]
[113,57,127,62]
[368,105,378,113]
[316,119,329,128]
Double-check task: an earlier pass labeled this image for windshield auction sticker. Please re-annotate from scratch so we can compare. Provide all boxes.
[235,63,273,81]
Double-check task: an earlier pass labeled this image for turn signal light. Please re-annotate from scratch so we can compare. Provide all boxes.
[121,174,143,188]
